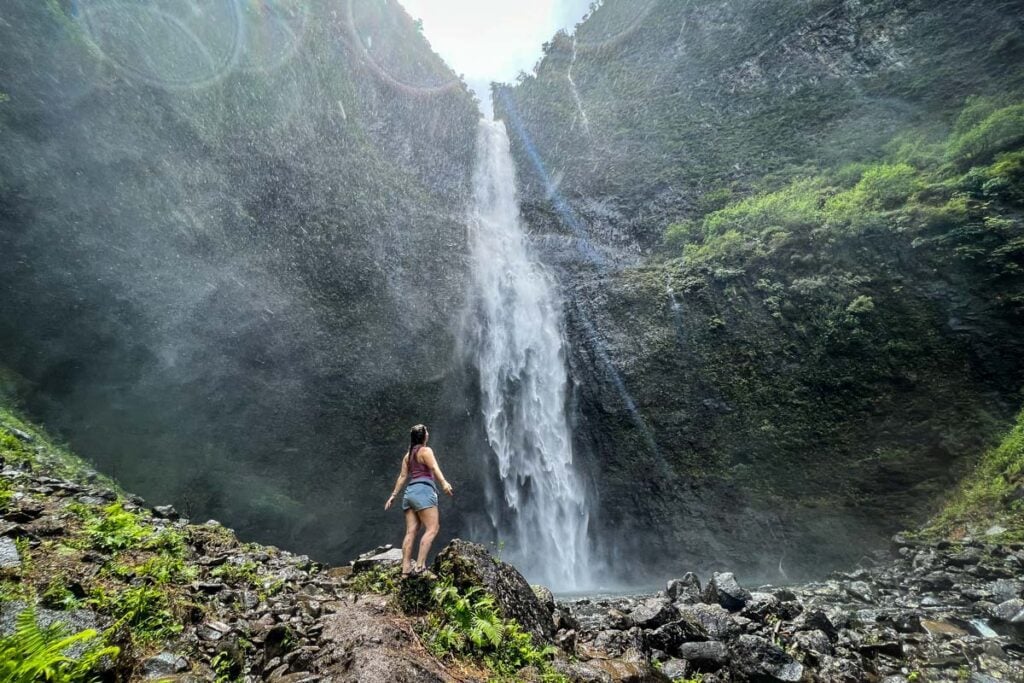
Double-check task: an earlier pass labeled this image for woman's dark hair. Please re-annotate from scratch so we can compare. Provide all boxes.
[407,424,428,462]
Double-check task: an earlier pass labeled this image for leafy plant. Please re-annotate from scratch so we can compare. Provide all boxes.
[88,584,181,644]
[0,605,119,683]
[424,579,564,680]
[82,503,151,552]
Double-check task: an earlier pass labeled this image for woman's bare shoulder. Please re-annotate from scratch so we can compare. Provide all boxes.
[421,446,436,457]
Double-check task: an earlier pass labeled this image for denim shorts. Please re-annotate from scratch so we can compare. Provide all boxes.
[402,481,438,511]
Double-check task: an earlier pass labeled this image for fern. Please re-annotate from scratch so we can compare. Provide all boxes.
[424,578,567,681]
[0,606,119,683]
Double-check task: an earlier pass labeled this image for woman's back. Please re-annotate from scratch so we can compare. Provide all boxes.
[408,444,434,482]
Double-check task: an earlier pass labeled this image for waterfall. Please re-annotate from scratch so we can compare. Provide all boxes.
[567,37,591,136]
[466,119,592,590]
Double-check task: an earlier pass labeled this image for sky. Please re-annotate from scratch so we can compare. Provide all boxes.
[398,0,594,112]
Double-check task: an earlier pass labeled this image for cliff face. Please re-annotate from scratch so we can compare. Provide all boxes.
[498,0,1024,256]
[0,0,484,562]
[498,0,1024,580]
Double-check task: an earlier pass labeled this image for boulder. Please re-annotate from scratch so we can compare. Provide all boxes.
[628,597,678,629]
[731,634,804,682]
[701,572,751,611]
[433,539,554,642]
[741,592,780,622]
[677,603,741,640]
[991,598,1024,623]
[645,614,709,653]
[351,547,403,574]
[792,609,838,640]
[665,572,702,602]
[677,640,727,670]
[987,579,1023,603]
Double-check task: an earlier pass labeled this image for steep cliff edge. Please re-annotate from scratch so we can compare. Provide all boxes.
[497,0,1024,580]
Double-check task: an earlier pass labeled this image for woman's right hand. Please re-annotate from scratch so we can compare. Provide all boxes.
[442,481,454,497]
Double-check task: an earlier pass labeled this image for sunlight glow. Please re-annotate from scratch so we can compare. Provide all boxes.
[398,0,591,102]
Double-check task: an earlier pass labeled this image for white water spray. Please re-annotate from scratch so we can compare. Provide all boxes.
[466,119,592,590]
[567,37,591,136]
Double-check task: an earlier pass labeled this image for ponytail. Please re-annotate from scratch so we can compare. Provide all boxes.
[407,424,428,463]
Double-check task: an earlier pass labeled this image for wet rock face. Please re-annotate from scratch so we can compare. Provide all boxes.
[432,539,555,642]
[559,535,1024,682]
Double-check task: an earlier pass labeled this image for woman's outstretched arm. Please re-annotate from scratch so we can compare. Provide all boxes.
[420,447,454,496]
[385,455,409,509]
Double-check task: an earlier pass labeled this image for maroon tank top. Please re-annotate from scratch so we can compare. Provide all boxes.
[408,444,434,482]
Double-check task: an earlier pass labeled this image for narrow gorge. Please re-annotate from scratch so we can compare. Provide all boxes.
[1,0,1023,681]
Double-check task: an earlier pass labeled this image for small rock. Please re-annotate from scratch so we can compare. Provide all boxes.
[659,657,689,679]
[845,581,875,603]
[0,537,21,570]
[921,619,968,638]
[153,505,179,520]
[792,629,833,658]
[141,652,189,678]
[702,572,751,611]
[555,628,578,653]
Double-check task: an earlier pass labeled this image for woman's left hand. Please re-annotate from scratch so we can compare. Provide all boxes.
[384,494,396,510]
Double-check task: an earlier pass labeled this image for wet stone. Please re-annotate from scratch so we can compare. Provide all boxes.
[628,596,677,629]
[991,598,1024,623]
[141,652,189,678]
[677,640,728,670]
[732,634,804,682]
[666,572,702,602]
[702,572,751,611]
[0,536,20,570]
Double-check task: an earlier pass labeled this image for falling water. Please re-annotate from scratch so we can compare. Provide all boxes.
[466,119,592,590]
[567,37,591,136]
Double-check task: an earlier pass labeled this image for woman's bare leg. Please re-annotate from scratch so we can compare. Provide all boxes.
[402,508,420,574]
[415,506,440,569]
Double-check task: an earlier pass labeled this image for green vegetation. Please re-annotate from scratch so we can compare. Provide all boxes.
[0,605,119,683]
[424,579,565,681]
[81,503,151,553]
[346,567,565,681]
[348,564,401,595]
[211,558,282,599]
[668,97,1024,269]
[925,409,1024,541]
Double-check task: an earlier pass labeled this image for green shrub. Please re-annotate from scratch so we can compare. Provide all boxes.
[424,579,564,680]
[927,409,1024,539]
[81,503,151,553]
[824,163,919,227]
[704,178,822,236]
[88,584,181,644]
[946,102,1024,168]
[0,605,119,683]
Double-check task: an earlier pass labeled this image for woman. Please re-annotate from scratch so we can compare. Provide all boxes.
[384,424,454,576]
